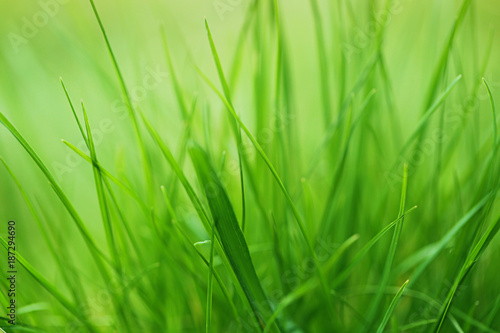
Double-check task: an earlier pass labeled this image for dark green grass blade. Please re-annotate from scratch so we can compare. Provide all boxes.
[189,144,280,333]
[202,21,336,317]
[160,186,242,327]
[198,61,335,318]
[139,110,258,326]
[202,18,247,234]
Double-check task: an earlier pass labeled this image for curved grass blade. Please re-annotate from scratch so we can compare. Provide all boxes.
[61,139,156,224]
[0,237,93,331]
[263,233,363,332]
[88,0,154,203]
[391,75,462,172]
[482,78,499,190]
[331,206,418,289]
[139,110,258,327]
[408,192,493,287]
[0,111,108,263]
[365,164,409,330]
[189,144,281,333]
[422,0,472,112]
[205,227,216,333]
[432,213,500,333]
[60,78,88,146]
[202,20,336,316]
[160,186,242,327]
[376,280,409,333]
[0,157,88,309]
[81,101,120,269]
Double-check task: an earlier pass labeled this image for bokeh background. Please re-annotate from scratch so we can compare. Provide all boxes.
[1,0,500,332]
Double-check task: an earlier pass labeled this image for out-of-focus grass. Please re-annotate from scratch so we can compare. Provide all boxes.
[0,0,500,332]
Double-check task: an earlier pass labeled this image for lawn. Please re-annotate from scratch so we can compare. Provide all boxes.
[0,0,499,332]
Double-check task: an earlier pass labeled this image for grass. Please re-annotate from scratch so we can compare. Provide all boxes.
[0,0,499,332]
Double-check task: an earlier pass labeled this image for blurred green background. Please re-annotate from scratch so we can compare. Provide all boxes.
[1,0,500,332]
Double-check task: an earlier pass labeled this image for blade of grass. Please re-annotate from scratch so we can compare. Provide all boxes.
[432,213,500,333]
[61,140,151,216]
[205,226,216,333]
[389,75,462,173]
[408,192,493,287]
[263,233,362,332]
[376,280,409,333]
[365,164,409,330]
[88,0,154,203]
[60,78,88,146]
[0,111,109,263]
[0,156,88,312]
[309,0,331,126]
[81,101,120,270]
[421,0,473,112]
[139,110,259,328]
[263,207,416,331]
[160,27,189,120]
[189,144,281,332]
[202,20,337,319]
[160,186,242,328]
[331,206,418,288]
[0,237,94,331]
[482,78,498,190]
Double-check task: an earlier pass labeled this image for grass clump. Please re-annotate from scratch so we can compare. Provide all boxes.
[0,0,499,332]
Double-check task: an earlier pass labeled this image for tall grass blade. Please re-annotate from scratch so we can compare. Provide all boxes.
[189,144,281,332]
[0,111,108,262]
[376,280,409,333]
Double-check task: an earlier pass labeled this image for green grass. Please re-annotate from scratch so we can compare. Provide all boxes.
[0,0,500,332]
